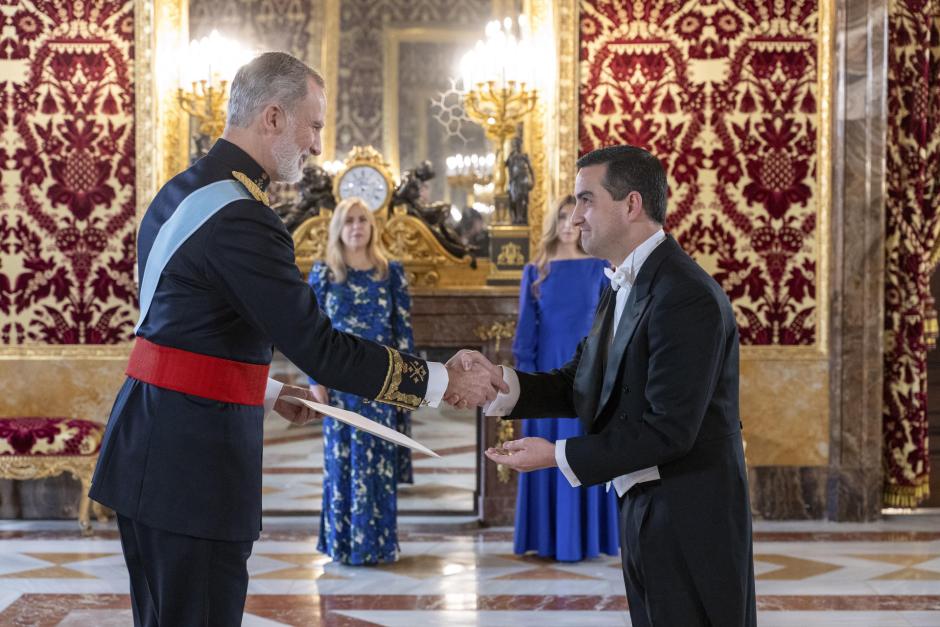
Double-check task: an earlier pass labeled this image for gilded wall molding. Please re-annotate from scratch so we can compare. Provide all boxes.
[816,0,834,359]
[135,0,186,217]
[155,0,190,186]
[523,0,552,254]
[0,345,131,360]
[320,0,340,161]
[136,0,157,223]
[555,0,578,200]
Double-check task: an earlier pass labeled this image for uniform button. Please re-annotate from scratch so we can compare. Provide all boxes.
[619,413,628,421]
[622,385,630,394]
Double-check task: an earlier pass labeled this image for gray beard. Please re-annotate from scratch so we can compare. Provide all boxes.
[272,132,304,183]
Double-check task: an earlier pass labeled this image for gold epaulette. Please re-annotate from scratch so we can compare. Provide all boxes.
[232,170,270,205]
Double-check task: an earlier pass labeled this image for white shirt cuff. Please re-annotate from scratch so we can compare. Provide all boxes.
[264,378,284,416]
[423,361,448,408]
[555,439,582,487]
[482,366,520,416]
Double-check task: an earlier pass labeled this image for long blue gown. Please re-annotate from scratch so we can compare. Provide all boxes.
[308,261,414,565]
[512,258,621,561]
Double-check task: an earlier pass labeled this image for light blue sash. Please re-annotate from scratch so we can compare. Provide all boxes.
[135,179,251,332]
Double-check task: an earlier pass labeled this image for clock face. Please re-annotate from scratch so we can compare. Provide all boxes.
[337,165,390,212]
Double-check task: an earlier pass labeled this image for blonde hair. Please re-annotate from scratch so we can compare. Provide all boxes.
[325,197,389,283]
[530,194,584,298]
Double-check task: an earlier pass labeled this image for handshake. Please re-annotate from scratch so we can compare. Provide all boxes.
[442,349,508,409]
[276,349,508,426]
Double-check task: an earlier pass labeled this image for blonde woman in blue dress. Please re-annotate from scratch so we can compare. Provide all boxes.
[308,197,414,565]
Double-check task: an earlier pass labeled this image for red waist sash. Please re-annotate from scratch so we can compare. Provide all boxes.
[126,338,269,406]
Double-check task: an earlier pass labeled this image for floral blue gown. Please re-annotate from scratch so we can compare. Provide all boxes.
[512,258,621,561]
[308,260,414,565]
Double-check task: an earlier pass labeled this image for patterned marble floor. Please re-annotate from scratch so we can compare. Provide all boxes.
[0,515,938,625]
[261,402,477,515]
[264,353,478,516]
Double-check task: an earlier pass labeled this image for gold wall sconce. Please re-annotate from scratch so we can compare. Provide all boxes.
[176,30,255,148]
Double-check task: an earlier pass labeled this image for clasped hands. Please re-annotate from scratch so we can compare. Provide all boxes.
[275,350,505,426]
[443,349,508,409]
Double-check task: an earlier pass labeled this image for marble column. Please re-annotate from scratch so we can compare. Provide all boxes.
[827,0,888,521]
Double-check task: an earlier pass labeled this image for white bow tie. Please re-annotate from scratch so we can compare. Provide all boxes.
[604,266,632,292]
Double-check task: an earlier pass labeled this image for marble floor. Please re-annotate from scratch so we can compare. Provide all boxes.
[261,402,478,515]
[0,514,938,625]
[264,352,478,516]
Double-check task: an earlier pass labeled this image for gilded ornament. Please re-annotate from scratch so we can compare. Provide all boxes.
[474,319,517,356]
[496,242,525,266]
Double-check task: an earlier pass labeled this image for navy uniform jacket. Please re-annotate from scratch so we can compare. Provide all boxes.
[90,140,430,542]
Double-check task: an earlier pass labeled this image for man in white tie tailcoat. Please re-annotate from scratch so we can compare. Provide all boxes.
[483,145,756,627]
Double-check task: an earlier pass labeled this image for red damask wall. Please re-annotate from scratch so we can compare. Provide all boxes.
[882,0,940,507]
[579,0,820,346]
[1,0,136,345]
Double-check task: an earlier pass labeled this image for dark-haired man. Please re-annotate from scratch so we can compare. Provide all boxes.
[485,145,756,626]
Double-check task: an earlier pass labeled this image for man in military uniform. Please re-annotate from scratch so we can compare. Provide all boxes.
[90,52,502,626]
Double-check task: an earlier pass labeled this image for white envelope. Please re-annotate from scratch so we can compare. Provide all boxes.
[279,396,440,458]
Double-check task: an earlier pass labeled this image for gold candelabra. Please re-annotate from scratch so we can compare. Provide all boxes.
[462,80,537,196]
[173,30,254,153]
[177,79,229,143]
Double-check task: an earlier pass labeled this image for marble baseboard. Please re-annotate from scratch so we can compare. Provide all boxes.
[0,474,82,520]
[750,466,828,520]
[482,495,516,526]
[825,466,883,521]
[749,466,882,521]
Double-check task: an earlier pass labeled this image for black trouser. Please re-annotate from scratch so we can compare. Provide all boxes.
[618,481,710,627]
[117,514,253,626]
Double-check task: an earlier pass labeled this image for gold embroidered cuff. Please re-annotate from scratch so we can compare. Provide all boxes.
[376,346,425,410]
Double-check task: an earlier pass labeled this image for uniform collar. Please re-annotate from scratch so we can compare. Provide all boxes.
[208,138,271,192]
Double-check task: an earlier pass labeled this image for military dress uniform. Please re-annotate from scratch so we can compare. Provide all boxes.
[90,139,442,626]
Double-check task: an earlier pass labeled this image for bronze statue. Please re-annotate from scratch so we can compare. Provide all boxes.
[272,164,337,232]
[393,160,477,264]
[506,135,534,225]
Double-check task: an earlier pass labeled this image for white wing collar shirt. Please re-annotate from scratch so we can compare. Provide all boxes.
[485,228,666,497]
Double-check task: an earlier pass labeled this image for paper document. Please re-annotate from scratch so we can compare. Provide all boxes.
[280,396,440,458]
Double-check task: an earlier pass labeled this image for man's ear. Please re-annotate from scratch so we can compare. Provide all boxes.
[625,190,644,220]
[260,103,287,133]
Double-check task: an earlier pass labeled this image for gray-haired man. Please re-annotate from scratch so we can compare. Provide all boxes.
[90,52,503,626]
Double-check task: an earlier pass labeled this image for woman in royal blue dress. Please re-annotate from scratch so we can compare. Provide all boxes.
[308,197,414,565]
[512,195,620,562]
